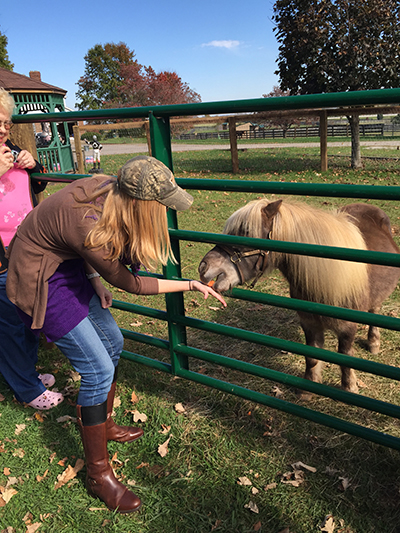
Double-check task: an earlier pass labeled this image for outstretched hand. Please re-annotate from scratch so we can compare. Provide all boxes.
[190,280,227,307]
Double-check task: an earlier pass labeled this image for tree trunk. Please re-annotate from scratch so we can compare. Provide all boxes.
[347,114,362,169]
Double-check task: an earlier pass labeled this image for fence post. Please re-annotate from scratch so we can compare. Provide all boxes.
[144,121,152,156]
[229,117,239,174]
[320,111,328,172]
[148,112,189,374]
[73,125,85,174]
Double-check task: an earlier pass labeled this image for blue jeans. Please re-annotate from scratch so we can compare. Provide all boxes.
[0,270,45,403]
[55,294,124,407]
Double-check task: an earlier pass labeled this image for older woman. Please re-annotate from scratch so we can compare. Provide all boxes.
[0,87,63,409]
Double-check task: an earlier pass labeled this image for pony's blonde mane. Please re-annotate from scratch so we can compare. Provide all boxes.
[224,198,369,307]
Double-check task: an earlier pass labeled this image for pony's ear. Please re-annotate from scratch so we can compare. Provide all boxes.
[262,199,283,219]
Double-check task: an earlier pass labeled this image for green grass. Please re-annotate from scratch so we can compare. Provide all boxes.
[2,146,400,532]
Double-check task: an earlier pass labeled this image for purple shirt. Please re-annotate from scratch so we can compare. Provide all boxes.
[18,259,95,342]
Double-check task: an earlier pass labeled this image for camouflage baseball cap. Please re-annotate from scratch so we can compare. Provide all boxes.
[117,155,193,211]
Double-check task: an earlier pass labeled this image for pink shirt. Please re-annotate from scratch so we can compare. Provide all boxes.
[0,166,34,246]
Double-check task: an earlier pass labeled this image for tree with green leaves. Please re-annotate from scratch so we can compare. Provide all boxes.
[76,42,136,110]
[0,29,14,71]
[273,0,400,168]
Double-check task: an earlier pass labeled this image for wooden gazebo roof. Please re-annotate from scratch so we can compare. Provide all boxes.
[0,68,66,95]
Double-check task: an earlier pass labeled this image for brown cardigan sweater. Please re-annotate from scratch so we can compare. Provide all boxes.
[6,175,158,330]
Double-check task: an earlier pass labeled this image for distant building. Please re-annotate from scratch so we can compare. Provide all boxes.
[0,68,74,173]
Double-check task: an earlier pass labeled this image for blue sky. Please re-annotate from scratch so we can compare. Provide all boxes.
[2,0,279,110]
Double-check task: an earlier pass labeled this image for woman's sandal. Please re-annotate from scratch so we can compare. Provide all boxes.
[27,390,64,410]
[38,373,56,388]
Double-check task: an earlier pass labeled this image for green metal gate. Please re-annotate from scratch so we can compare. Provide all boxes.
[16,88,400,450]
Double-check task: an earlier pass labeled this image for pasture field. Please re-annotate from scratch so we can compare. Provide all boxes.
[1,146,400,533]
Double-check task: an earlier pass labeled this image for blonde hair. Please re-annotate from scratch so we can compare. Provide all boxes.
[77,178,175,270]
[0,88,15,118]
[224,198,369,308]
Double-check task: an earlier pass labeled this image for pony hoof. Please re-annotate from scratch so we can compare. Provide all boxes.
[296,389,314,401]
[369,344,380,355]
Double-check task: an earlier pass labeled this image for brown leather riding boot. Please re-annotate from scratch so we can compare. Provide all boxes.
[106,366,144,443]
[76,402,142,513]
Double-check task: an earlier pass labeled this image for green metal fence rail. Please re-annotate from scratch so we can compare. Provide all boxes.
[25,87,400,450]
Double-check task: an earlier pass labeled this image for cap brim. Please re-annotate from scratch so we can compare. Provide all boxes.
[158,187,194,211]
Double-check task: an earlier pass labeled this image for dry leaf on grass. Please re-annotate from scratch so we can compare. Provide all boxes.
[174,403,186,413]
[56,415,76,424]
[15,424,26,435]
[26,523,42,533]
[54,459,84,489]
[281,469,304,487]
[251,487,259,495]
[113,396,121,409]
[12,448,25,458]
[339,477,351,491]
[36,469,49,482]
[320,514,335,532]
[129,320,142,327]
[244,501,259,514]
[132,410,147,423]
[0,487,18,504]
[253,521,262,531]
[158,424,171,434]
[208,306,222,311]
[131,391,139,404]
[291,461,317,473]
[272,386,284,398]
[3,467,11,476]
[0,393,5,401]
[211,520,222,531]
[237,476,252,486]
[157,435,172,457]
[264,482,277,491]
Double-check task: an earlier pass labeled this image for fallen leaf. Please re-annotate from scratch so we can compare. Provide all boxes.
[113,396,121,409]
[253,521,262,531]
[131,391,139,404]
[57,457,68,466]
[26,523,42,533]
[291,461,317,473]
[1,488,18,503]
[339,476,351,491]
[12,448,25,458]
[0,393,5,401]
[158,424,171,434]
[36,470,49,482]
[320,514,335,532]
[264,482,277,491]
[237,476,252,486]
[136,462,149,469]
[272,386,284,398]
[15,424,26,435]
[54,459,84,489]
[208,306,221,311]
[34,412,45,422]
[251,487,259,495]
[244,501,259,514]
[211,520,222,531]
[174,403,186,413]
[56,415,76,424]
[3,467,11,476]
[158,435,172,458]
[129,320,143,327]
[132,410,147,423]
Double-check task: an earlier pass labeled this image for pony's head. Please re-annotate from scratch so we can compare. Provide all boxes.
[198,199,282,291]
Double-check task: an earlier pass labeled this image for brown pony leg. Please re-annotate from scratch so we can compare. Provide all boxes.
[299,325,325,400]
[367,306,381,354]
[338,325,359,394]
